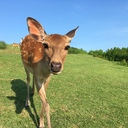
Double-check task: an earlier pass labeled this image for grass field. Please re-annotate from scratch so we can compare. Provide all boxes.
[0,45,128,128]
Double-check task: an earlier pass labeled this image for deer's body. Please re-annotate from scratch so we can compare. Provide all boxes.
[12,43,20,48]
[20,17,78,128]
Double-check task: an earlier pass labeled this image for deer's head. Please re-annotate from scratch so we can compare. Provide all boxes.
[27,17,78,74]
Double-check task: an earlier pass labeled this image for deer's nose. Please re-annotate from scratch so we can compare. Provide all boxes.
[50,61,62,73]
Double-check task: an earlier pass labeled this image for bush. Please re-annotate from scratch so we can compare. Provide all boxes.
[68,47,87,54]
[120,59,128,66]
[88,49,104,58]
[0,41,7,49]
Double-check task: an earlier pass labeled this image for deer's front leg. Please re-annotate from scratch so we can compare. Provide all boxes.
[35,77,51,128]
[38,83,51,128]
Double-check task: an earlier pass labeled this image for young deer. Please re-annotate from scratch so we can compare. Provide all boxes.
[20,17,78,128]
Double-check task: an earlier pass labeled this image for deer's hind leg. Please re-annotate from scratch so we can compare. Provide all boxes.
[31,75,35,96]
[25,68,31,107]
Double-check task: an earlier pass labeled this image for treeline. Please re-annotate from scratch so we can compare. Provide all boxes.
[68,47,87,54]
[88,47,128,66]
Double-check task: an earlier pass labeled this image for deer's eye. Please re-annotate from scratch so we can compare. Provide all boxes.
[43,43,49,49]
[65,45,70,50]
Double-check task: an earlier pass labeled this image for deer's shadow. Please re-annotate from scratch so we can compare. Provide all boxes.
[7,79,39,127]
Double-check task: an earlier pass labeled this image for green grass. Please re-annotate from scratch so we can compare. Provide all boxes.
[0,46,128,128]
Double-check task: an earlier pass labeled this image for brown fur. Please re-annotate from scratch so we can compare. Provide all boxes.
[21,35,44,64]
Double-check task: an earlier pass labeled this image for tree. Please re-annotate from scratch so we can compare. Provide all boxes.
[0,41,7,49]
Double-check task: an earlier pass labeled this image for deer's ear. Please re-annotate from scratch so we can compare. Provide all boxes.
[66,26,79,40]
[27,17,47,42]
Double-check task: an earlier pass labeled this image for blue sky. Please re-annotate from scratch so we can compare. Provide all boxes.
[0,0,128,51]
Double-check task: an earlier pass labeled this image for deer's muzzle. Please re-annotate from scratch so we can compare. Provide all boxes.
[50,61,62,74]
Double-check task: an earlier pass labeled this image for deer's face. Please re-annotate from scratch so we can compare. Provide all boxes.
[26,17,78,74]
[43,34,70,74]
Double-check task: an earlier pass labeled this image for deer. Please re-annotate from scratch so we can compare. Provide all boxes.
[20,17,78,128]
[12,43,20,48]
